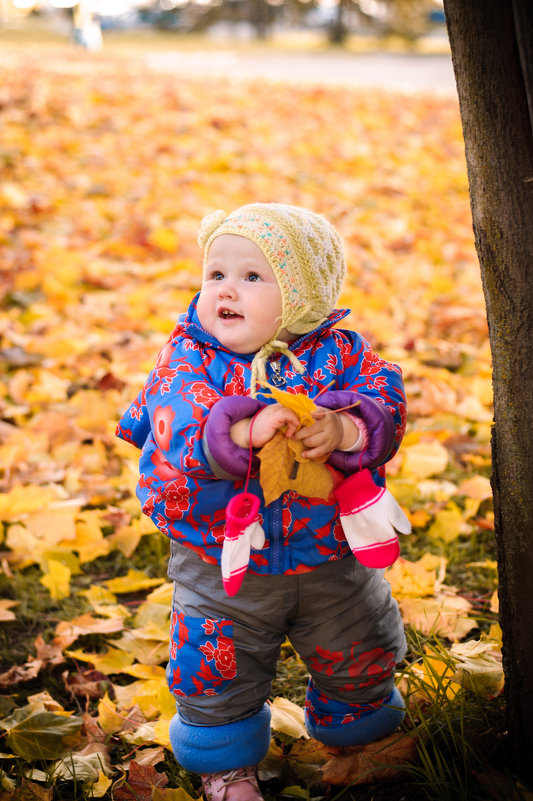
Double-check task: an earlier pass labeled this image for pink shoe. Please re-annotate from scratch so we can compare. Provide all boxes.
[201,766,264,801]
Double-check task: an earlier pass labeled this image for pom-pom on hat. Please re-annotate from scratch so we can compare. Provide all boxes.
[198,203,347,393]
[198,203,346,337]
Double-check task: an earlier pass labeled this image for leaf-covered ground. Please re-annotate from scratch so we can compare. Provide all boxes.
[0,42,517,801]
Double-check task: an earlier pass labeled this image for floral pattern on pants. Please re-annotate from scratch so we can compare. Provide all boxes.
[168,610,237,697]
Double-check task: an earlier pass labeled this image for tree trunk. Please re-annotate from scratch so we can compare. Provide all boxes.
[443,0,533,781]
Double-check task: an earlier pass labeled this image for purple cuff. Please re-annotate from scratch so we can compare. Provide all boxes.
[315,391,396,472]
[203,396,266,480]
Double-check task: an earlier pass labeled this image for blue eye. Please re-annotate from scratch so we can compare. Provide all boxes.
[247,272,262,282]
[211,271,224,281]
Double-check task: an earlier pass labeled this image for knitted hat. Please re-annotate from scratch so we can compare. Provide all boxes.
[198,203,346,392]
[198,203,346,336]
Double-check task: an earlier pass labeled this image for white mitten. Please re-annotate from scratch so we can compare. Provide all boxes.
[222,492,265,596]
[334,469,411,568]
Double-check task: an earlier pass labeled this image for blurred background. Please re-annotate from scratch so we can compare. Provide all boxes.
[0,0,448,52]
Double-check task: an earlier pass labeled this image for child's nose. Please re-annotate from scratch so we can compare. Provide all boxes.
[218,281,237,299]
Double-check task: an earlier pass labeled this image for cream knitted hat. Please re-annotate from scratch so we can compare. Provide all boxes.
[197,203,347,392]
[198,202,346,336]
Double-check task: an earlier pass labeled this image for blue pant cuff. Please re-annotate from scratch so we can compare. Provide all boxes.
[169,703,271,774]
[306,686,405,746]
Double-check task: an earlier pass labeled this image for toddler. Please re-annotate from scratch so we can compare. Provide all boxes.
[117,203,410,801]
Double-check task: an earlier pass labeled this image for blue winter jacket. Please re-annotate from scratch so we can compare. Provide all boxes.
[116,294,407,575]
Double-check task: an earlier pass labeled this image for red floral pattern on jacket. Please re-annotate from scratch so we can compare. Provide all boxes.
[116,295,407,576]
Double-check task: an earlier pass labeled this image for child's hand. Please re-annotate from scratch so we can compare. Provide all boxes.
[294,410,358,460]
[230,404,300,449]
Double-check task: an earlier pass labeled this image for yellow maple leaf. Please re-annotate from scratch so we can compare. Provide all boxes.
[98,693,129,735]
[108,516,158,558]
[79,584,118,608]
[89,772,112,799]
[145,582,174,606]
[65,646,135,674]
[152,715,173,748]
[24,505,78,546]
[5,524,44,567]
[112,630,169,665]
[399,592,476,641]
[56,510,110,564]
[258,431,334,506]
[261,383,318,426]
[40,559,71,600]
[0,484,57,522]
[158,683,179,719]
[56,614,125,649]
[402,441,449,479]
[269,697,309,740]
[25,369,70,405]
[408,654,462,702]
[103,569,165,595]
[385,553,446,599]
[125,664,166,680]
[427,502,466,543]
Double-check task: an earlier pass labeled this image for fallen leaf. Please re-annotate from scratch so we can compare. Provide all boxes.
[449,639,504,697]
[39,559,71,600]
[97,694,133,736]
[321,730,417,785]
[65,647,136,676]
[103,570,165,595]
[87,771,112,798]
[402,441,449,478]
[0,600,18,622]
[52,750,113,783]
[63,668,111,701]
[406,652,462,703]
[55,614,125,648]
[126,746,166,768]
[0,485,58,523]
[457,475,493,500]
[0,778,53,800]
[399,592,476,641]
[269,697,309,740]
[0,707,82,761]
[114,761,168,801]
[385,554,446,599]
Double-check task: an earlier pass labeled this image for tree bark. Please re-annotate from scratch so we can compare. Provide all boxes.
[443,0,533,781]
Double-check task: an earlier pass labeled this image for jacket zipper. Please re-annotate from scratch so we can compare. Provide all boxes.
[270,359,286,387]
[268,358,285,573]
[271,497,283,573]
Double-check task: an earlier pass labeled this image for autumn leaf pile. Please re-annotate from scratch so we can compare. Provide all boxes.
[0,45,500,799]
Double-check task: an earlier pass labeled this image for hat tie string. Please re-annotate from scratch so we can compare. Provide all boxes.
[250,340,305,397]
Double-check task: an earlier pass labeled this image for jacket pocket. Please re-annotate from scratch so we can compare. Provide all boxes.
[167,610,237,698]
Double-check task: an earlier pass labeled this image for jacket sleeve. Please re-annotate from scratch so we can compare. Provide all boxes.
[116,335,264,480]
[317,330,407,474]
[116,385,152,449]
[203,396,266,480]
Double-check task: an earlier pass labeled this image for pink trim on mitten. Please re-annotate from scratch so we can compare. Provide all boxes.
[222,492,265,596]
[334,469,411,568]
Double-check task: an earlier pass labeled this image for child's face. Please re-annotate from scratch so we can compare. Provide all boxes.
[197,234,284,354]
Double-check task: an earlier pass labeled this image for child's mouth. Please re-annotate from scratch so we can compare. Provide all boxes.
[219,309,242,319]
